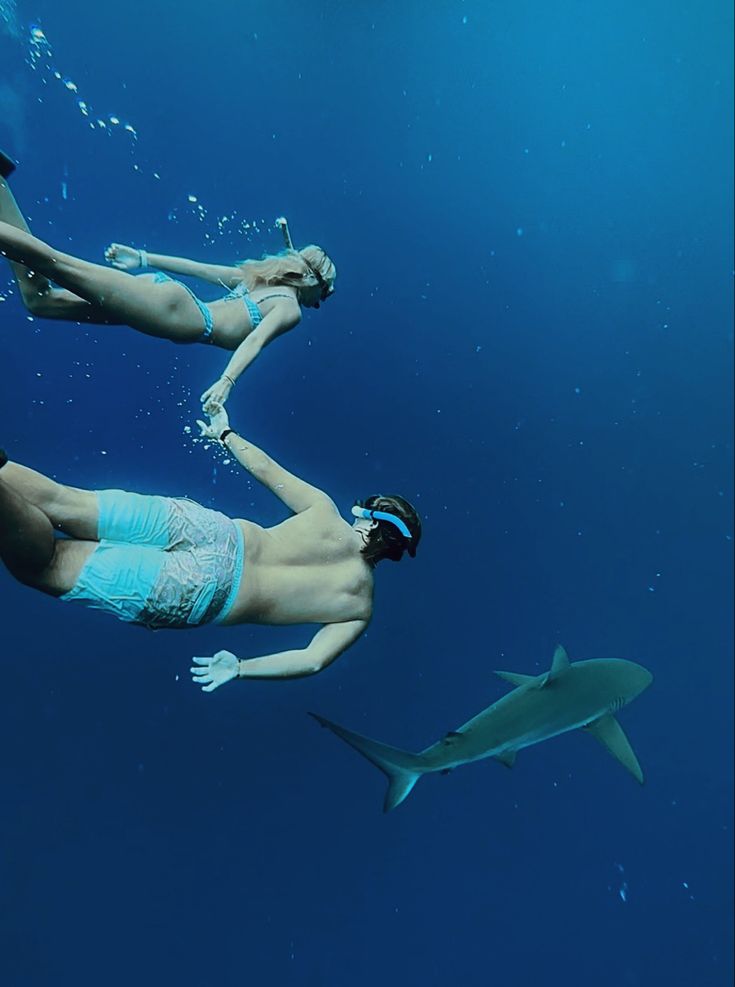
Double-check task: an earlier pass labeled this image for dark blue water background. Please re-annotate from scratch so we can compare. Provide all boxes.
[1,2,732,984]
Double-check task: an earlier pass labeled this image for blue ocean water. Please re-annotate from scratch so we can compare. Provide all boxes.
[0,1,732,984]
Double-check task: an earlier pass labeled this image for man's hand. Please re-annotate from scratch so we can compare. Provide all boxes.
[200,376,234,412]
[196,400,230,442]
[104,243,145,271]
[190,651,239,692]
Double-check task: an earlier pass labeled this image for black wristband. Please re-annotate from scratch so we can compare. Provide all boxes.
[219,428,235,443]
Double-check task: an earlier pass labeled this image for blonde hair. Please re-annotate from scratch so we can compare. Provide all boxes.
[238,245,336,301]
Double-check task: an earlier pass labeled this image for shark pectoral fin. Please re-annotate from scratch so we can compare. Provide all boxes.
[585,713,644,784]
[493,750,517,768]
[494,670,537,688]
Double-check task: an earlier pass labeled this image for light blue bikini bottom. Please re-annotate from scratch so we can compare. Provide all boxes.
[149,272,263,344]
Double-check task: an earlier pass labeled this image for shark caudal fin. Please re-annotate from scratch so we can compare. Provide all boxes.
[309,713,426,812]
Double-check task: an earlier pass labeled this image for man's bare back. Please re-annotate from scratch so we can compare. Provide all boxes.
[224,506,374,626]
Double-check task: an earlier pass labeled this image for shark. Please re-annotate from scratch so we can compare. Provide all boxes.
[310,645,653,812]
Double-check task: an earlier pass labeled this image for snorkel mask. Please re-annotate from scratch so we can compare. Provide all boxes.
[275,217,334,307]
[351,504,413,541]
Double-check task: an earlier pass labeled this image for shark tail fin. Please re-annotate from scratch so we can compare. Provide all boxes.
[309,713,425,812]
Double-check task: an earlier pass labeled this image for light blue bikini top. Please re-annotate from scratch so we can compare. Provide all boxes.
[222,283,295,329]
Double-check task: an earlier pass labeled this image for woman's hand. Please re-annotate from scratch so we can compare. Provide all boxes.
[104,243,146,271]
[200,375,234,412]
[196,400,230,441]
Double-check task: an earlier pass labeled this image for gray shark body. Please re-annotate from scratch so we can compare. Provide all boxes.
[311,646,653,812]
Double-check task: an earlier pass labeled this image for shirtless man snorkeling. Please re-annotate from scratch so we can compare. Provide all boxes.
[0,404,421,691]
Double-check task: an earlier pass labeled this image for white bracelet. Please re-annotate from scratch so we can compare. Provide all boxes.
[138,249,149,269]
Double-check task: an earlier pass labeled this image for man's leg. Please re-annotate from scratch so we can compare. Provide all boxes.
[0,457,99,539]
[0,467,94,594]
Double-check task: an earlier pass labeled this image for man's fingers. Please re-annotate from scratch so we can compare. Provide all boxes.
[192,656,211,665]
[202,682,218,693]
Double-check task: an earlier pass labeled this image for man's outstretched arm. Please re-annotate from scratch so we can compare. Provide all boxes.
[198,403,335,514]
[190,621,369,691]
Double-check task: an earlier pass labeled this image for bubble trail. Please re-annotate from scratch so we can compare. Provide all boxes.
[27,23,139,144]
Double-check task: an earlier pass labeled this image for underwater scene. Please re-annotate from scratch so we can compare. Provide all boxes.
[0,1,732,984]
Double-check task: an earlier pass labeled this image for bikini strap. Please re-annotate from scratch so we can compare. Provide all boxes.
[256,292,297,304]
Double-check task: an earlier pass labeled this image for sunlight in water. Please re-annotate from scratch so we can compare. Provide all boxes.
[5,15,268,251]
[0,0,19,37]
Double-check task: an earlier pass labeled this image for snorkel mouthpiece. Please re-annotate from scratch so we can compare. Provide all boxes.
[351,505,412,540]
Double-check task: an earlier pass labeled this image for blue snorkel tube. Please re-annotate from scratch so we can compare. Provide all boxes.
[351,504,412,540]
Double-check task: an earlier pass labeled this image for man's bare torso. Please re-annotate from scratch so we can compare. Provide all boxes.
[221,503,374,626]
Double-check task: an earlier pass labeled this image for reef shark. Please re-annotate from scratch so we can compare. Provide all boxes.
[311,646,653,812]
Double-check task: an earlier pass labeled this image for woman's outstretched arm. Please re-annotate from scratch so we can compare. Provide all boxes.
[200,302,301,407]
[105,242,242,287]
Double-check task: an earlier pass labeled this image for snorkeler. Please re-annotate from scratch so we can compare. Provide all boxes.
[0,149,336,409]
[0,405,421,690]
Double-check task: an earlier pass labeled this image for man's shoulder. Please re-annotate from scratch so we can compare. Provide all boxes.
[305,497,344,524]
[302,502,359,548]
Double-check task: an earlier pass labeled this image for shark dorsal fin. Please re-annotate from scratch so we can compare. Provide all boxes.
[549,644,570,679]
[494,670,537,688]
[493,750,517,768]
[585,713,644,784]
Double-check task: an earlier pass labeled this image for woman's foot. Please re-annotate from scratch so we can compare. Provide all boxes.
[0,150,17,180]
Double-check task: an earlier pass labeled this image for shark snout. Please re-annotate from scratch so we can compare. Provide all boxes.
[619,659,654,700]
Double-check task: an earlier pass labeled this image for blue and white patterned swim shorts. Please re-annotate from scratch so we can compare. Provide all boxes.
[60,490,245,630]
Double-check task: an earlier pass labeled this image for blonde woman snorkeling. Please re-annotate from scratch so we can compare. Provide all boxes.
[0,149,336,408]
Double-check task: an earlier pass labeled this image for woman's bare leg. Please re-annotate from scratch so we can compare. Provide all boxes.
[0,469,95,594]
[0,214,207,342]
[0,176,113,322]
